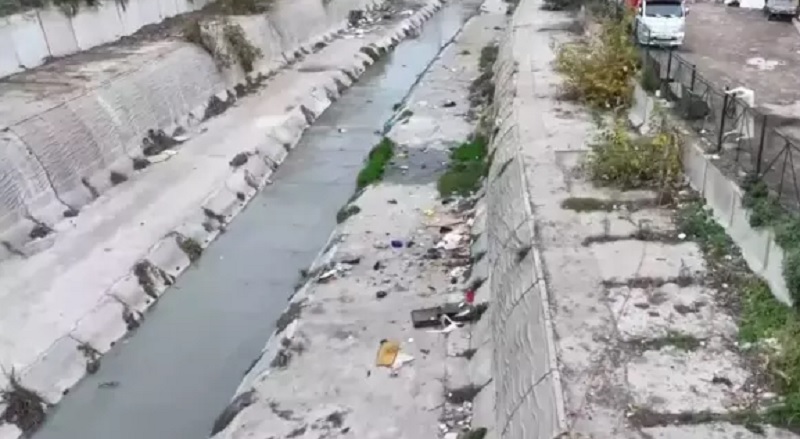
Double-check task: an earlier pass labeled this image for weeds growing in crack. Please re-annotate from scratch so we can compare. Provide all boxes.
[627,407,763,433]
[223,22,262,73]
[438,135,489,197]
[1,371,46,435]
[177,236,204,262]
[78,342,101,374]
[356,137,395,190]
[560,195,673,212]
[601,275,697,289]
[674,195,800,430]
[581,229,680,246]
[133,260,158,299]
[741,178,800,308]
[627,332,703,352]
[585,117,682,190]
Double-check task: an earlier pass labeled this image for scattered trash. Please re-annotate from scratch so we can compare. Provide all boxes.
[388,199,398,205]
[391,240,404,248]
[147,149,177,164]
[437,230,466,250]
[98,381,120,389]
[442,100,457,108]
[392,352,415,371]
[465,290,476,304]
[376,340,400,367]
[412,307,444,328]
[373,261,384,270]
[430,315,460,334]
[376,290,388,299]
[449,267,467,279]
[317,263,354,283]
[340,256,361,265]
[412,301,488,329]
[678,233,687,240]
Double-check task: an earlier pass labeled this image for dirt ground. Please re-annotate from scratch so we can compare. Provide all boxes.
[675,1,800,116]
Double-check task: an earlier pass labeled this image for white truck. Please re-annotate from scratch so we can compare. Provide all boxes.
[635,0,687,47]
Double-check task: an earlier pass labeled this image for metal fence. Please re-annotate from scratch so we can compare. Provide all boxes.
[632,17,800,210]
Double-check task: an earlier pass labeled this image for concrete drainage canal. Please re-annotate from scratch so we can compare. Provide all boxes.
[28,2,478,439]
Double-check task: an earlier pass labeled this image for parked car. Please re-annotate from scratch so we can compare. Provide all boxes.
[635,0,687,47]
[764,0,796,21]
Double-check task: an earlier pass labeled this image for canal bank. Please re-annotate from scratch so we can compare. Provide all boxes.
[26,1,483,439]
[210,0,506,436]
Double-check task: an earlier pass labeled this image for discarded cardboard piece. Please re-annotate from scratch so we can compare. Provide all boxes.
[376,340,400,367]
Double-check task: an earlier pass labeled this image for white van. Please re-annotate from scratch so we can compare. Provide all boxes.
[635,0,687,47]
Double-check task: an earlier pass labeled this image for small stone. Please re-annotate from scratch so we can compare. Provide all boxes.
[376,290,388,299]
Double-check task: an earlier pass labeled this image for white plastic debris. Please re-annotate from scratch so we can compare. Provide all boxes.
[147,149,178,164]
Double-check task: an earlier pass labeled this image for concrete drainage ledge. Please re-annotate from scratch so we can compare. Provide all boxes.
[0,2,445,438]
[479,16,567,439]
[628,84,792,306]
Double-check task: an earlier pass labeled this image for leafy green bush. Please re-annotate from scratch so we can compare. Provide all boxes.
[555,15,639,109]
[585,118,682,189]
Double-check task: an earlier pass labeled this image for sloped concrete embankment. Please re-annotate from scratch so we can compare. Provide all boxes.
[0,0,388,261]
[0,3,445,437]
[0,0,210,78]
[480,11,567,439]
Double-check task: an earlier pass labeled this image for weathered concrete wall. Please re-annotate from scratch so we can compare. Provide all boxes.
[484,7,567,438]
[0,0,211,77]
[0,0,381,260]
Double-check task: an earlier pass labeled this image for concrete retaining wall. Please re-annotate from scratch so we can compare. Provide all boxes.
[0,3,443,436]
[0,0,211,77]
[0,0,382,259]
[629,85,792,305]
[484,12,566,439]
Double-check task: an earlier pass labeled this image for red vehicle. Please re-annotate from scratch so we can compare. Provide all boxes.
[626,0,642,10]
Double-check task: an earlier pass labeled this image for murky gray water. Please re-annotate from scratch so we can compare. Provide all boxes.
[32,3,474,439]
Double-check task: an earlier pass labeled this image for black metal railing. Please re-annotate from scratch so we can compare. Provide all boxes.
[632,16,800,210]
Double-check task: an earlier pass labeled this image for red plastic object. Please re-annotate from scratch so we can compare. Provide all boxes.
[465,290,475,304]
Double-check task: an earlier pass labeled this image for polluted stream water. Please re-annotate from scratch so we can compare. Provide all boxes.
[30,2,477,439]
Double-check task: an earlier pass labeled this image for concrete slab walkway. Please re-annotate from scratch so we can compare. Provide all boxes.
[501,0,800,437]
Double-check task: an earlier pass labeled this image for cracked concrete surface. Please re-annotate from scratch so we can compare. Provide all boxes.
[211,3,505,438]
[505,0,800,437]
